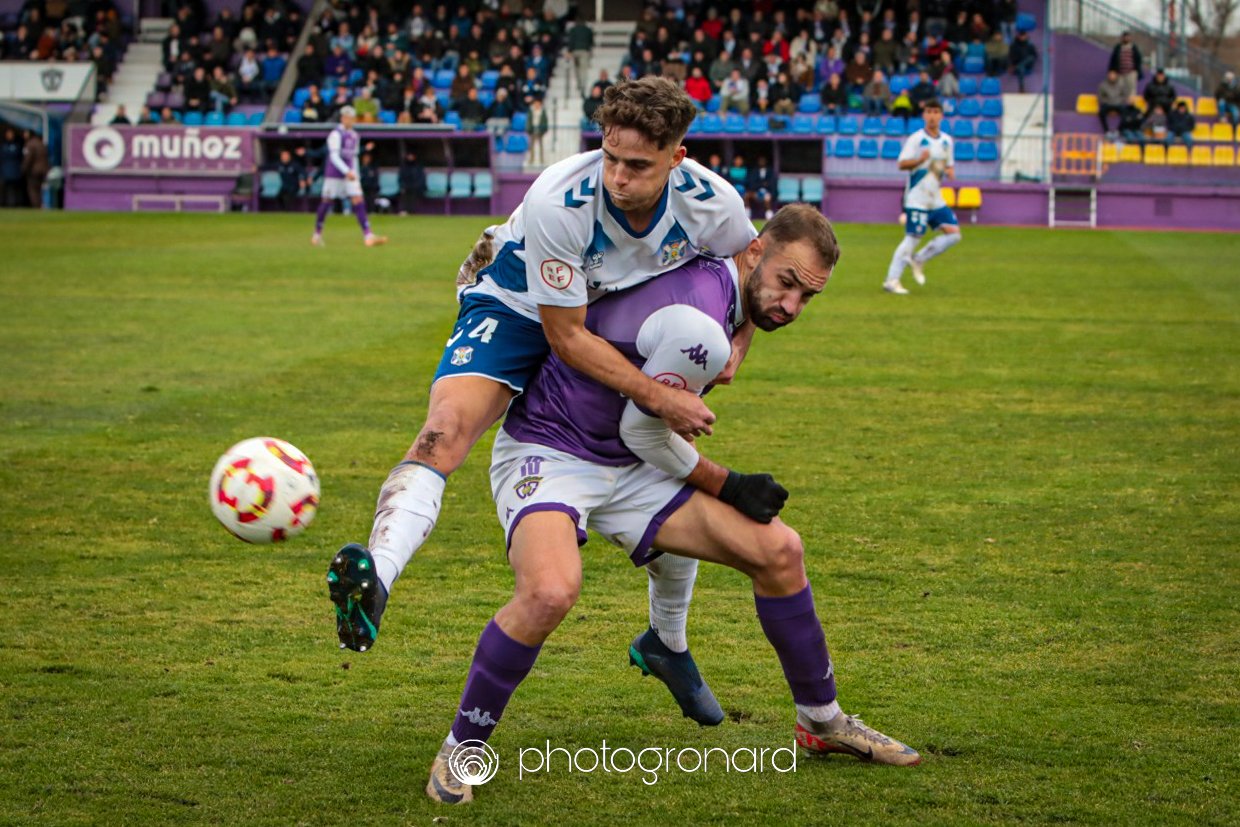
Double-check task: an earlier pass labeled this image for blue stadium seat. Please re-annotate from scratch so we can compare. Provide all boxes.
[858,139,879,159]
[701,113,723,132]
[249,112,264,125]
[260,171,281,198]
[977,120,1000,140]
[473,170,494,198]
[433,69,454,89]
[881,139,902,160]
[436,92,451,111]
[977,142,999,162]
[958,77,979,96]
[746,114,769,133]
[183,111,204,126]
[942,97,958,116]
[838,115,859,135]
[149,111,162,124]
[379,109,397,124]
[909,117,925,133]
[686,116,703,134]
[862,116,883,136]
[205,111,224,126]
[444,111,463,129]
[797,94,821,114]
[962,56,985,75]
[349,68,364,87]
[308,176,322,197]
[939,118,953,135]
[800,177,824,204]
[478,90,494,108]
[981,99,1004,118]
[979,77,1002,96]
[955,141,976,162]
[510,112,528,132]
[226,112,247,126]
[503,133,529,154]
[889,75,910,95]
[379,170,399,198]
[425,170,449,197]
[956,98,982,118]
[292,87,310,108]
[480,70,499,90]
[776,177,800,203]
[816,114,837,135]
[792,114,815,134]
[822,139,831,157]
[884,117,904,136]
[952,119,974,139]
[705,95,721,113]
[724,113,745,133]
[1016,12,1037,32]
[449,170,472,198]
[833,138,855,158]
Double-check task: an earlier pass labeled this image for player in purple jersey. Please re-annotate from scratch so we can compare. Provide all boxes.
[310,106,388,248]
[426,206,920,804]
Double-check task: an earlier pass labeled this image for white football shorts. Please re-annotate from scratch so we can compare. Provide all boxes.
[490,430,694,566]
[321,177,363,199]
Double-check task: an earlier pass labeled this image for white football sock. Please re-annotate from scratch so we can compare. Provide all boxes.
[368,461,446,592]
[912,231,961,264]
[646,553,698,653]
[796,700,842,724]
[886,235,920,284]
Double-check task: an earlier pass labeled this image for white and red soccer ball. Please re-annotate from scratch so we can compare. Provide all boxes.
[209,437,320,543]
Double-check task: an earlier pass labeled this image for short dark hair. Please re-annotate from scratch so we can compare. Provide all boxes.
[593,77,698,149]
[758,203,841,273]
[922,99,944,112]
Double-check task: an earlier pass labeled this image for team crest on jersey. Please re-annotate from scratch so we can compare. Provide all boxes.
[514,475,543,499]
[660,238,689,266]
[654,372,688,389]
[450,346,474,366]
[540,259,574,290]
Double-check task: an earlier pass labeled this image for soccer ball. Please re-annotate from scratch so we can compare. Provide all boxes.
[209,437,320,543]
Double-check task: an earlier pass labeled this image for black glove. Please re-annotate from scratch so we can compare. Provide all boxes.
[718,470,788,524]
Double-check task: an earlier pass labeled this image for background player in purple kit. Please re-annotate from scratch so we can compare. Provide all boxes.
[426,206,920,804]
[311,105,388,248]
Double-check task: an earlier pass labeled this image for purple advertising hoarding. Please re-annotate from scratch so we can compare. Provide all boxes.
[67,124,255,177]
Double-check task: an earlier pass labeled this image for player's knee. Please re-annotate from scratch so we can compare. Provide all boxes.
[410,412,472,465]
[520,580,580,628]
[759,524,805,586]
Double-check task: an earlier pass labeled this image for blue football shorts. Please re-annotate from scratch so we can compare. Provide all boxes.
[432,292,549,393]
[904,205,959,238]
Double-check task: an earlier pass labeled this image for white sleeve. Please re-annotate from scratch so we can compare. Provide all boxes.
[694,168,759,258]
[945,136,955,168]
[618,304,731,479]
[524,179,590,309]
[327,130,350,176]
[897,134,920,163]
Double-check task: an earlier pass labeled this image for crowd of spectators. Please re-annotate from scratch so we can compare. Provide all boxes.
[0,125,50,208]
[588,1,1037,125]
[1,0,127,100]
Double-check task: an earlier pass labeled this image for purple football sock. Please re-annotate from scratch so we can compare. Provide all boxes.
[450,619,542,744]
[754,585,838,705]
[314,200,331,233]
[353,200,371,235]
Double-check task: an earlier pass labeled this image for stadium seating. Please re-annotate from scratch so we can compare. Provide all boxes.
[283,108,302,124]
[858,139,879,159]
[977,120,1000,140]
[1144,144,1167,165]
[259,171,281,199]
[425,171,449,197]
[833,138,855,158]
[1196,97,1218,118]
[776,177,800,203]
[444,112,463,129]
[747,115,769,133]
[480,70,499,90]
[862,117,883,136]
[1076,94,1099,115]
[1119,143,1142,163]
[956,99,981,118]
[503,133,529,154]
[1167,145,1189,166]
[448,171,473,198]
[1211,122,1235,142]
[941,186,956,207]
[1191,123,1211,143]
[955,141,975,161]
[724,114,745,133]
[959,77,979,96]
[838,116,860,135]
[474,171,494,198]
[980,77,1002,97]
[956,186,982,220]
[205,112,224,126]
[1190,146,1213,166]
[962,56,985,75]
[249,112,265,126]
[1214,145,1237,166]
[981,99,1004,118]
[510,112,528,132]
[798,94,821,114]
[816,114,837,135]
[884,118,905,137]
[183,111,204,126]
[792,114,815,134]
[800,177,824,204]
[977,142,999,162]
[378,170,399,200]
[1101,143,1119,164]
[881,139,901,160]
[705,95,722,113]
[953,120,974,139]
[379,110,397,124]
[701,113,723,132]
[226,112,247,126]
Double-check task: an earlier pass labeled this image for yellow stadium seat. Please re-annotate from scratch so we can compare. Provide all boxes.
[1101,142,1119,163]
[1211,122,1235,142]
[1214,145,1236,166]
[1131,96,1147,112]
[1076,94,1100,115]
[1196,98,1218,118]
[1190,146,1213,166]
[940,186,956,207]
[1144,144,1166,164]
[1167,145,1189,165]
[1119,143,1142,163]
[956,186,983,210]
[1192,123,1212,143]
[1175,97,1195,113]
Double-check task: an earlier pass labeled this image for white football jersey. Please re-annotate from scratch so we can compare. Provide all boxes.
[899,128,954,211]
[462,150,756,321]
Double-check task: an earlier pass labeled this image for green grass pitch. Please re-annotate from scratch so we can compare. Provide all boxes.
[0,212,1236,826]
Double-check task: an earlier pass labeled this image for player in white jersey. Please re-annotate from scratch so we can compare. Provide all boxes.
[310,106,387,248]
[884,100,962,295]
[328,79,758,712]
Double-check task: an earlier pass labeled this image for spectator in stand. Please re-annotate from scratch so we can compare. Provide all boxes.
[1142,103,1169,145]
[864,70,892,114]
[1098,70,1129,137]
[984,31,1009,77]
[937,66,960,99]
[1168,100,1195,147]
[297,43,324,88]
[1216,72,1240,127]
[891,87,915,124]
[207,24,231,70]
[565,17,594,98]
[997,0,1019,43]
[397,149,425,214]
[727,153,747,195]
[526,97,548,165]
[158,105,177,124]
[456,87,487,130]
[751,78,774,115]
[162,22,182,71]
[1118,102,1146,143]
[820,72,848,114]
[396,86,418,123]
[209,65,238,115]
[721,68,750,114]
[816,45,845,89]
[945,9,970,56]
[521,66,547,110]
[1008,29,1037,92]
[237,48,260,101]
[746,155,776,220]
[844,50,873,98]
[22,130,47,209]
[183,66,210,113]
[329,85,352,120]
[414,87,442,124]
[770,72,797,117]
[1109,31,1143,102]
[1,127,23,207]
[137,105,158,124]
[109,104,132,125]
[331,21,355,54]
[909,70,938,115]
[709,49,735,90]
[1143,68,1176,115]
[353,87,379,122]
[274,149,308,211]
[705,151,725,177]
[261,45,287,96]
[487,86,516,133]
[873,28,898,76]
[325,42,352,83]
[685,66,713,107]
[302,85,329,122]
[450,64,476,102]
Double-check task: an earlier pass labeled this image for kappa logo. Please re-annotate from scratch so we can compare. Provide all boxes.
[681,343,710,369]
[660,238,689,266]
[459,707,498,727]
[450,345,474,366]
[540,259,574,290]
[41,68,64,92]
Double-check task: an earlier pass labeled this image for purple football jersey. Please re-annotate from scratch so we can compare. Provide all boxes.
[323,125,359,180]
[502,256,738,466]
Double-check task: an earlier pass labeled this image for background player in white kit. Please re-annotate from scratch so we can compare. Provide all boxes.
[884,100,962,295]
[310,106,387,248]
